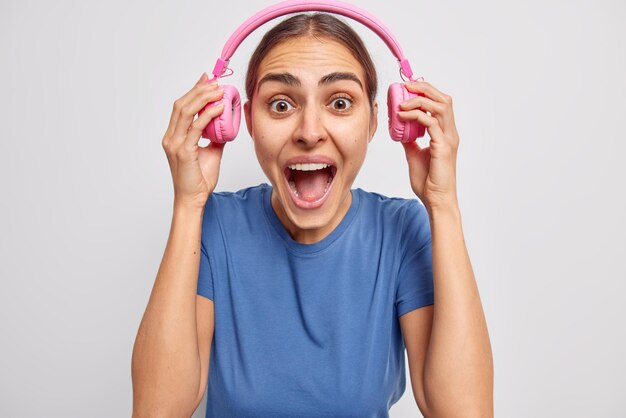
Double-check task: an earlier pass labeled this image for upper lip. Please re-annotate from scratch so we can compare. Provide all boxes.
[284,154,336,168]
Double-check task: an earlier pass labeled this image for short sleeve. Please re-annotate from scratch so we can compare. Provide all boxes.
[197,243,213,300]
[395,200,435,317]
[197,241,214,301]
[196,196,216,301]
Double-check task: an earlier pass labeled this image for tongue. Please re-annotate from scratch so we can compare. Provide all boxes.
[292,168,331,201]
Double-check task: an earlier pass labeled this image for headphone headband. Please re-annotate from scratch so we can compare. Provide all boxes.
[211,0,415,81]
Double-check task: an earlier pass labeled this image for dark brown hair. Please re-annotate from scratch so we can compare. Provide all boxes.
[245,13,378,110]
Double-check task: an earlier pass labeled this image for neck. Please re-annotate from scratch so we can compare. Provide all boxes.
[270,189,352,244]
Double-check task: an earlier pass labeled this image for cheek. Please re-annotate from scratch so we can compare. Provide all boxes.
[254,137,280,168]
[333,114,371,140]
[339,132,369,169]
[333,124,369,150]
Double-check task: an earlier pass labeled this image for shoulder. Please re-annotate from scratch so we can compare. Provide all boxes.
[204,183,269,213]
[208,183,268,204]
[200,183,269,235]
[355,188,427,223]
[356,189,431,252]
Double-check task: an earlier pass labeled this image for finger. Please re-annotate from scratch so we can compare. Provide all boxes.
[197,139,226,170]
[402,138,422,153]
[397,108,445,143]
[402,140,428,169]
[404,80,450,104]
[185,102,225,148]
[170,86,225,146]
[196,72,209,86]
[165,73,218,139]
[398,94,451,129]
[170,79,220,138]
[165,73,208,136]
[401,141,431,191]
[403,81,457,135]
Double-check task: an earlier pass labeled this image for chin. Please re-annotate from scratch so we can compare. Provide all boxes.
[286,203,337,230]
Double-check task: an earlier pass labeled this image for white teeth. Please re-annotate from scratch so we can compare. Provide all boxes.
[288,163,330,171]
[324,174,333,192]
[288,180,300,197]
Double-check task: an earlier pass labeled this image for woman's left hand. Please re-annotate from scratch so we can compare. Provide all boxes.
[397,80,460,212]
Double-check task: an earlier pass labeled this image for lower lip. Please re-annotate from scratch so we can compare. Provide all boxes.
[283,172,335,210]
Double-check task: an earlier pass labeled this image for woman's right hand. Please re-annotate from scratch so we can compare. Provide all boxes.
[162,72,226,211]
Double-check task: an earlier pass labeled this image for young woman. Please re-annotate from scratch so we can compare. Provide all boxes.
[132,12,493,418]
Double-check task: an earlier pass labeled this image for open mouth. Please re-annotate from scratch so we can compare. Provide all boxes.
[283,163,337,208]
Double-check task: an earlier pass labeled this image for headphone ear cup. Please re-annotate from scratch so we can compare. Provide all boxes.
[202,85,242,143]
[387,83,426,142]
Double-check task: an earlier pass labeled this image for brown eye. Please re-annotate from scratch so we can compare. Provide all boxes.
[330,97,352,111]
[270,99,293,113]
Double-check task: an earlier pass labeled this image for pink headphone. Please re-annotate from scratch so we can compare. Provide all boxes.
[200,0,426,143]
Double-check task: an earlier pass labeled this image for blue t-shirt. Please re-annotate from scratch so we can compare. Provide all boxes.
[197,183,434,418]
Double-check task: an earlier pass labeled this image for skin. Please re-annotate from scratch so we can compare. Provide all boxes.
[243,36,378,244]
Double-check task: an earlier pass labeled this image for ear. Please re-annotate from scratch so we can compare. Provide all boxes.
[243,100,253,140]
[368,100,379,143]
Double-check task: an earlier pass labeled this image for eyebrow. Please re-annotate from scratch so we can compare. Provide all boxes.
[257,71,363,91]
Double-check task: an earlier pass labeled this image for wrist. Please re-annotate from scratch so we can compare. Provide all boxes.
[173,201,206,218]
[425,198,461,222]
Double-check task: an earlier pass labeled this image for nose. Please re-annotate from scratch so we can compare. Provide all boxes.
[293,103,328,147]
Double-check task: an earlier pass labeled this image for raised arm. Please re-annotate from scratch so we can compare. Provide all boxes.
[131,72,227,417]
[131,206,207,417]
[398,80,494,417]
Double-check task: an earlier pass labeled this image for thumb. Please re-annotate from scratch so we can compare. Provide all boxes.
[401,140,421,162]
[200,140,226,160]
[401,141,430,182]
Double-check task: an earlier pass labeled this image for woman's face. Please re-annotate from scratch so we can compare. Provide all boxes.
[243,36,378,244]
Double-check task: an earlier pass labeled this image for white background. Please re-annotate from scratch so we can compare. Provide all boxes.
[1,0,624,416]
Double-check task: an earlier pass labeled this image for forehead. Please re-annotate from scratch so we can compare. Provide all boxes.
[257,37,366,83]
